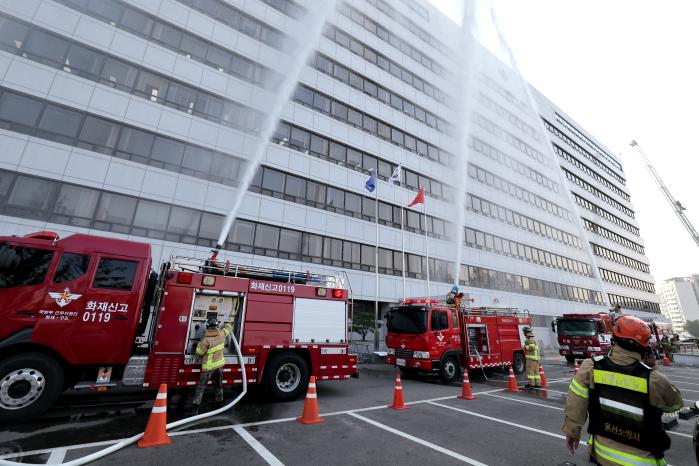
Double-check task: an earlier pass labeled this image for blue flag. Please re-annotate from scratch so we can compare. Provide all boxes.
[365,170,377,193]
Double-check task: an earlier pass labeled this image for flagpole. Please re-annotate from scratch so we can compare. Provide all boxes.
[401,206,406,301]
[373,175,380,352]
[424,200,430,299]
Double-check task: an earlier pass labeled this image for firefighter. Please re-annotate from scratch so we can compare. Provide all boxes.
[661,336,673,361]
[446,285,459,305]
[562,315,684,465]
[190,317,232,413]
[609,304,622,322]
[523,327,541,388]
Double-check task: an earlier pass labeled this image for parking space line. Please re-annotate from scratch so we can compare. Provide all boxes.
[347,412,487,466]
[665,374,699,381]
[232,425,284,466]
[46,448,67,463]
[427,402,566,440]
[671,380,699,386]
[482,393,564,410]
[667,431,693,439]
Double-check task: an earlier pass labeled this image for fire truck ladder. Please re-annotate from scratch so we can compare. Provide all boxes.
[630,140,699,248]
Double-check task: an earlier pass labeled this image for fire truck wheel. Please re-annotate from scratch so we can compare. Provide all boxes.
[512,353,525,374]
[0,353,64,421]
[565,355,576,364]
[439,356,460,383]
[264,353,309,401]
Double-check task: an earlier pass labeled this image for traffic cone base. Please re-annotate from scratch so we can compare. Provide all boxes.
[507,366,520,393]
[458,372,477,400]
[138,384,171,448]
[297,376,325,424]
[539,365,548,388]
[389,374,410,410]
[662,355,670,366]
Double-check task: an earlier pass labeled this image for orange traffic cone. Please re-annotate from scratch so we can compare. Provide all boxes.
[573,361,580,376]
[458,371,477,400]
[539,365,548,388]
[297,376,325,424]
[138,384,171,448]
[388,374,409,410]
[662,355,670,366]
[507,366,520,393]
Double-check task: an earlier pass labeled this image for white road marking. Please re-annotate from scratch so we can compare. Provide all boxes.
[667,431,693,439]
[46,448,67,463]
[676,387,699,394]
[483,393,564,410]
[670,379,699,386]
[347,412,487,466]
[428,401,566,440]
[232,425,284,466]
[664,374,699,381]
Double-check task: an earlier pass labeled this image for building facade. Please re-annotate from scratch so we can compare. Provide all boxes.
[0,0,662,347]
[658,276,699,333]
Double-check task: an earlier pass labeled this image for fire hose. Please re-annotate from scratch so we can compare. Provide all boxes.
[0,332,247,466]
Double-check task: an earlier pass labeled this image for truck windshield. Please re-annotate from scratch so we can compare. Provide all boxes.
[386,306,428,334]
[557,319,596,336]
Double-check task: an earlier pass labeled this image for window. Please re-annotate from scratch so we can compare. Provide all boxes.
[431,310,448,331]
[151,22,182,48]
[0,92,43,128]
[279,229,301,254]
[254,224,279,250]
[231,220,255,247]
[167,206,200,236]
[135,71,169,102]
[54,253,90,283]
[24,30,69,65]
[65,44,104,77]
[95,192,137,226]
[53,185,100,220]
[0,244,53,288]
[132,199,170,233]
[92,258,137,290]
[0,17,30,52]
[261,168,285,193]
[117,127,155,159]
[7,176,55,212]
[100,58,138,89]
[37,104,82,141]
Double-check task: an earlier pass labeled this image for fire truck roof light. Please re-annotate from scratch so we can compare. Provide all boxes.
[23,231,60,241]
[403,299,439,305]
[202,275,216,286]
[177,272,193,284]
[316,288,327,297]
[332,289,343,299]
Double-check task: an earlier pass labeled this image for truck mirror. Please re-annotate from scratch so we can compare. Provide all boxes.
[550,321,556,333]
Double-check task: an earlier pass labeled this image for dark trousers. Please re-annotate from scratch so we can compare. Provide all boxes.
[191,367,223,406]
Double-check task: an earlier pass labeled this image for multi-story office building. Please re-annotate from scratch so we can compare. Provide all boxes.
[658,276,699,333]
[0,0,662,346]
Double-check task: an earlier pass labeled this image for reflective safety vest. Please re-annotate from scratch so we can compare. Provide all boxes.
[524,339,539,361]
[588,356,670,459]
[196,326,231,371]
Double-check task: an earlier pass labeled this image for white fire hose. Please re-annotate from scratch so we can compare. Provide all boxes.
[0,332,247,466]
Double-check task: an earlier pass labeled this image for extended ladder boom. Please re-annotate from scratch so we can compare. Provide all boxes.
[630,140,699,248]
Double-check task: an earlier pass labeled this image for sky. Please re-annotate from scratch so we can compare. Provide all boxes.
[428,0,699,285]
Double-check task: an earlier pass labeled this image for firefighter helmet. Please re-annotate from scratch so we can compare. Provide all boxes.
[206,318,219,328]
[522,327,534,337]
[612,315,651,349]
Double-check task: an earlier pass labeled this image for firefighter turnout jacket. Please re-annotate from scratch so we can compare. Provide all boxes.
[563,345,683,465]
[524,337,539,361]
[196,324,232,372]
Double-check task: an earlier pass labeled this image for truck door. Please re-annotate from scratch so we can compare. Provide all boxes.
[430,309,449,354]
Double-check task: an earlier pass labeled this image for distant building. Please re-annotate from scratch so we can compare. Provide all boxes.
[658,276,699,333]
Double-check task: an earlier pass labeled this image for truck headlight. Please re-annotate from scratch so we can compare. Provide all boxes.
[413,351,430,359]
[587,347,601,352]
[559,345,569,350]
[387,348,395,355]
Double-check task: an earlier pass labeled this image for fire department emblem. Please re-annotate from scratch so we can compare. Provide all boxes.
[48,288,82,308]
[437,333,445,342]
[400,342,406,349]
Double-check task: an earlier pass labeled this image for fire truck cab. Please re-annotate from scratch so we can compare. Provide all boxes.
[0,232,356,421]
[553,313,613,362]
[384,299,531,382]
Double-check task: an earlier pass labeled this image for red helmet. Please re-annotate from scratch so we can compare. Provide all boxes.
[612,316,651,348]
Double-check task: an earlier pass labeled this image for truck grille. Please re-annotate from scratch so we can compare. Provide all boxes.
[394,349,413,359]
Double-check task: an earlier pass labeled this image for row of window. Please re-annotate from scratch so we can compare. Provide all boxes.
[322,25,447,105]
[250,165,450,240]
[468,164,573,222]
[607,294,660,314]
[337,2,447,78]
[365,0,443,52]
[56,0,278,88]
[0,245,137,291]
[473,113,547,165]
[0,168,606,307]
[600,269,655,294]
[554,144,630,202]
[555,113,623,172]
[465,227,592,277]
[292,84,452,166]
[0,14,265,135]
[477,92,540,142]
[174,0,286,50]
[397,0,430,20]
[0,88,248,187]
[544,119,626,186]
[457,264,604,305]
[564,169,635,219]
[471,137,559,194]
[468,194,583,249]
[592,243,650,274]
[258,0,304,19]
[574,194,640,236]
[313,53,450,134]
[272,121,452,201]
[583,218,645,255]
[478,73,528,113]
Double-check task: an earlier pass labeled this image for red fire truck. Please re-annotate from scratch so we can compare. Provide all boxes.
[384,299,531,382]
[553,313,613,362]
[0,231,356,421]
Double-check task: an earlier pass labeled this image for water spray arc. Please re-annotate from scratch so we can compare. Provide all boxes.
[214,0,339,252]
[486,2,610,306]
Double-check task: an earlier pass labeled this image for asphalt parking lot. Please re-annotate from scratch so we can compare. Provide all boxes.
[1,359,697,465]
